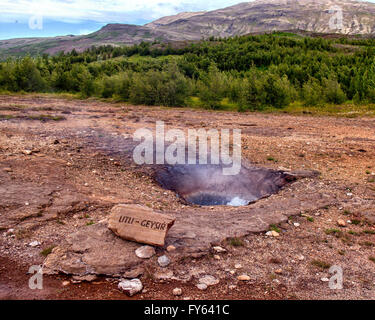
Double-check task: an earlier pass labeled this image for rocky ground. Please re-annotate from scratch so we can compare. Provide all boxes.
[0,94,374,300]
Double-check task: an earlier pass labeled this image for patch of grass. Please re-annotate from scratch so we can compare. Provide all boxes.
[325,228,343,237]
[351,219,361,225]
[27,114,66,122]
[363,229,375,235]
[270,224,281,233]
[369,257,375,264]
[266,156,278,162]
[306,216,314,222]
[348,230,360,236]
[343,210,351,215]
[86,221,95,226]
[361,241,374,247]
[0,114,15,120]
[311,260,331,270]
[227,237,244,247]
[40,245,56,257]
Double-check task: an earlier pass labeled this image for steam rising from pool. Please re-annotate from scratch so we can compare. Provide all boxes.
[227,197,250,207]
[155,163,293,207]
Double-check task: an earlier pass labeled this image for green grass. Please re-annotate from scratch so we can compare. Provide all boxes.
[227,237,245,247]
[270,224,281,233]
[40,246,56,257]
[325,228,343,236]
[311,260,331,270]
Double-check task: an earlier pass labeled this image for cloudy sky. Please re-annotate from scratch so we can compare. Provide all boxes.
[0,0,243,39]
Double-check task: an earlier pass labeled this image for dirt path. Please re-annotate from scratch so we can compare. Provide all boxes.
[0,95,374,300]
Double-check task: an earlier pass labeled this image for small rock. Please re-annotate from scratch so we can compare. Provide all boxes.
[5,229,15,236]
[275,269,283,275]
[321,277,329,282]
[237,274,251,281]
[266,230,279,237]
[28,241,41,247]
[337,219,346,227]
[196,283,208,291]
[123,267,144,279]
[135,245,155,259]
[298,255,305,261]
[157,255,171,268]
[118,279,143,296]
[166,245,176,252]
[199,275,219,286]
[72,274,98,282]
[228,285,237,290]
[3,167,12,172]
[234,263,242,269]
[62,281,70,286]
[154,270,173,281]
[213,246,226,253]
[293,223,300,227]
[214,255,221,260]
[22,150,32,155]
[172,287,182,296]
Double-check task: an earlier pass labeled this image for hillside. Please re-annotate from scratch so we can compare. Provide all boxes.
[1,0,375,58]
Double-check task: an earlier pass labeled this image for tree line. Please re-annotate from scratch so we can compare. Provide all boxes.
[1,33,375,110]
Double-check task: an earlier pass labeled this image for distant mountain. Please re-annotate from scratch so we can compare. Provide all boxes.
[2,0,375,57]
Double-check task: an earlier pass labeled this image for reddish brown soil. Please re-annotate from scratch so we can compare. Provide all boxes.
[0,94,374,300]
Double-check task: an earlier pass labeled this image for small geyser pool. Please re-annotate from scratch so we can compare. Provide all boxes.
[155,163,294,207]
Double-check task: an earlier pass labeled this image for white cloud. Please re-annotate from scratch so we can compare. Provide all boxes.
[0,0,243,24]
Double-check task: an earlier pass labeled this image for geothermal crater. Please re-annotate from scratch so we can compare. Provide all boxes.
[156,164,294,206]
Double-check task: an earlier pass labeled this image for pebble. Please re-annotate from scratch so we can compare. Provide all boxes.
[298,255,305,261]
[62,281,70,286]
[321,277,329,282]
[266,230,280,237]
[157,255,171,268]
[199,275,219,286]
[213,246,226,253]
[28,241,41,247]
[5,229,15,236]
[173,287,182,296]
[337,219,346,227]
[118,279,143,296]
[275,269,283,275]
[3,167,12,172]
[237,274,251,281]
[293,223,300,227]
[135,245,155,259]
[196,283,208,291]
[214,255,221,260]
[22,150,32,155]
[234,263,242,269]
[166,245,176,252]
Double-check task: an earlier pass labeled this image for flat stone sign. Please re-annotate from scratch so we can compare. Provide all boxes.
[108,204,175,247]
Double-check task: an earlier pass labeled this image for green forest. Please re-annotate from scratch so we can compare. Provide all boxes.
[1,33,375,111]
